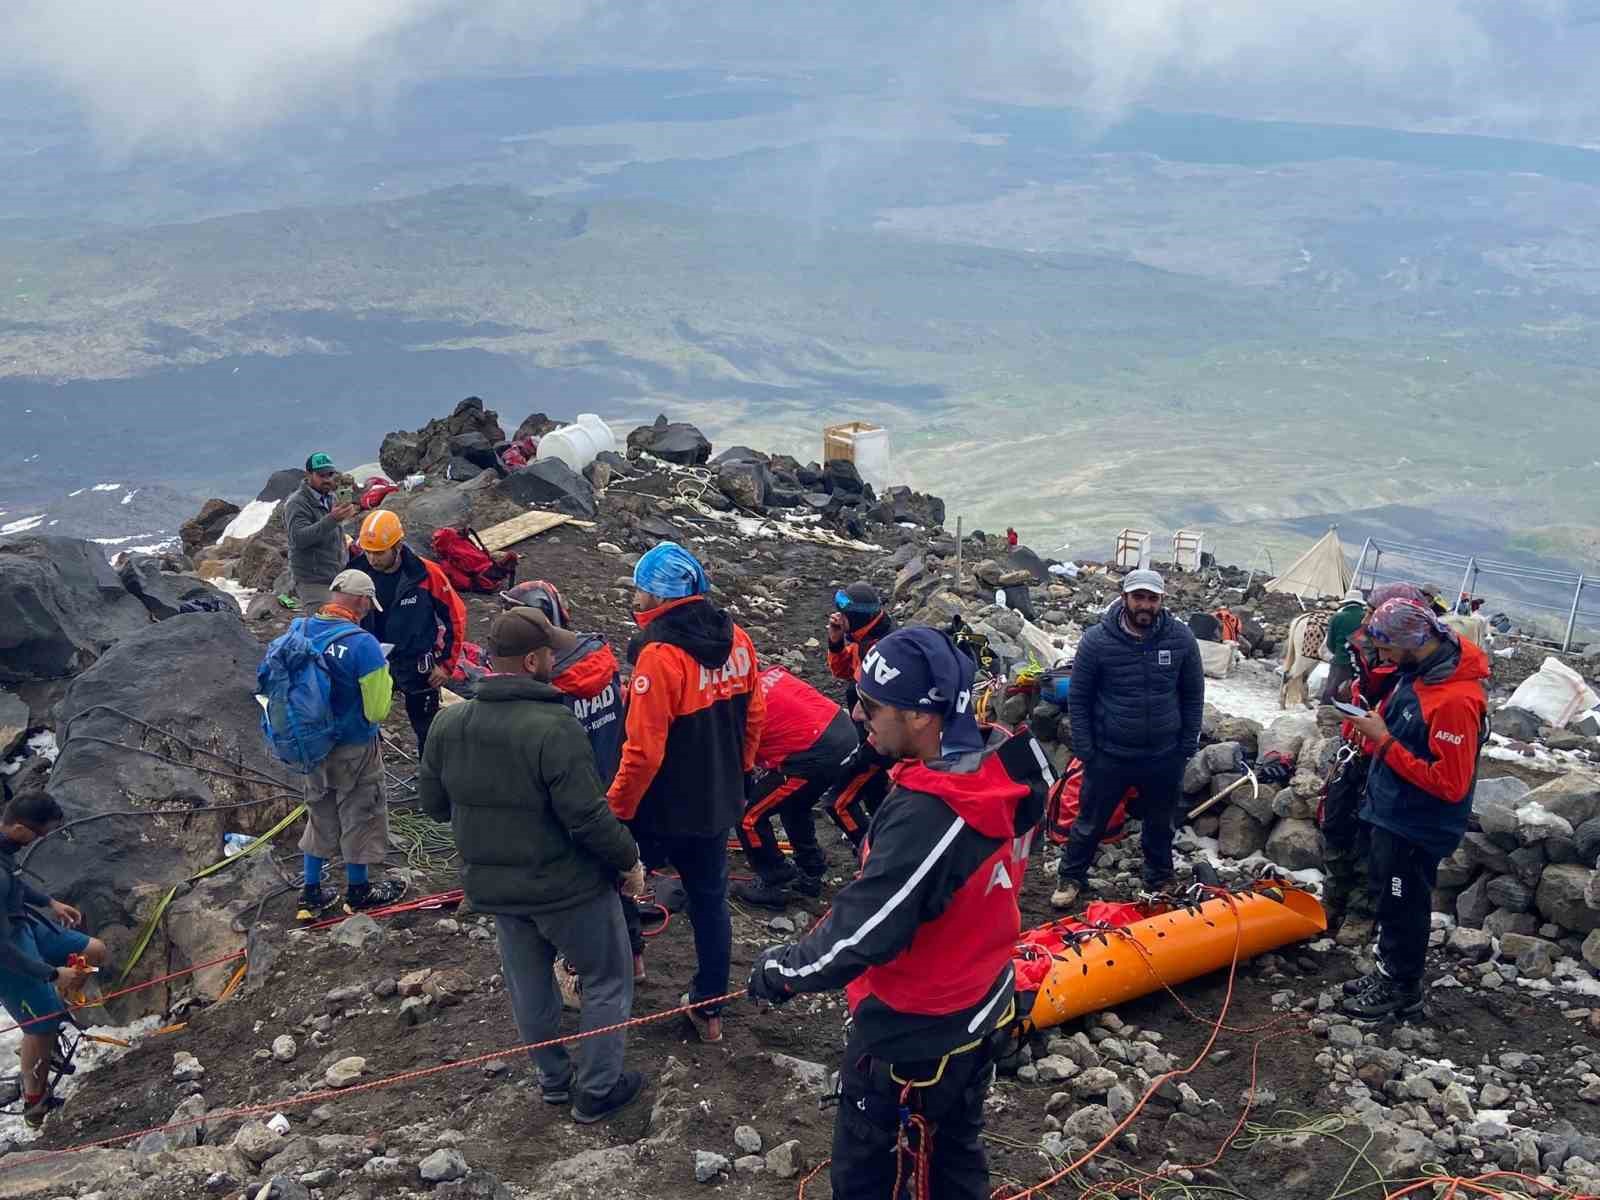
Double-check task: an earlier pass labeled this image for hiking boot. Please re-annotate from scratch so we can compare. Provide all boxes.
[343,878,406,914]
[681,993,724,1044]
[732,876,794,909]
[1049,879,1085,912]
[556,958,583,1012]
[633,954,647,984]
[1341,971,1376,997]
[1342,976,1423,1020]
[22,1093,62,1130]
[572,1070,644,1124]
[295,887,341,923]
[541,1078,572,1105]
[792,871,825,899]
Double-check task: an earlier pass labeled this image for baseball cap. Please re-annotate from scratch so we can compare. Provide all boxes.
[330,568,382,611]
[487,608,575,659]
[1122,568,1166,596]
[306,452,337,473]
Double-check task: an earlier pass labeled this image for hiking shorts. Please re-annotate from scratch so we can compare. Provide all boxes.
[300,739,389,866]
[0,920,90,1036]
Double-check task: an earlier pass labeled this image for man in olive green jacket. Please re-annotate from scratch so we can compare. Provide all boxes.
[420,608,647,1124]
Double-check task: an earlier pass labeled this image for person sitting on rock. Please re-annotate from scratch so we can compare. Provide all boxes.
[608,542,765,1045]
[823,581,896,844]
[420,608,647,1124]
[347,509,466,756]
[0,789,107,1129]
[501,580,643,984]
[1051,568,1204,911]
[747,627,1050,1200]
[732,664,858,909]
[284,452,357,606]
[1341,597,1489,1020]
[295,569,407,920]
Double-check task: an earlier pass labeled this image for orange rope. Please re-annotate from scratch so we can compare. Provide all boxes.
[0,950,246,1037]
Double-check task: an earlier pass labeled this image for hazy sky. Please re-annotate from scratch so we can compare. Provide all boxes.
[4,0,1598,151]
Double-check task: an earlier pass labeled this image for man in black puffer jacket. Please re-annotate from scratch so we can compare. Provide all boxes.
[1053,569,1204,909]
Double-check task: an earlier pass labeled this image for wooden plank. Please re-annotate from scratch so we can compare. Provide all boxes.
[476,510,573,552]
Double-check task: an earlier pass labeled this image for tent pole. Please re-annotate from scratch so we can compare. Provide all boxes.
[1352,537,1372,592]
[1564,574,1585,652]
[1455,556,1476,613]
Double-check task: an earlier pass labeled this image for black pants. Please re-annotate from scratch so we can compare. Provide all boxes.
[1319,752,1374,926]
[1059,753,1182,887]
[825,737,894,848]
[736,770,827,882]
[404,688,441,755]
[831,1027,997,1200]
[1368,827,1441,987]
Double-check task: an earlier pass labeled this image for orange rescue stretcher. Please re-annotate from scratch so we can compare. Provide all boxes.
[1018,881,1327,1032]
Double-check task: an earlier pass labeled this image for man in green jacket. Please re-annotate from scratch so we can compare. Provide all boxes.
[1322,588,1369,703]
[419,608,647,1124]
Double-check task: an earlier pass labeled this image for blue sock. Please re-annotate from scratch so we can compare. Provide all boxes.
[346,863,369,886]
[303,855,324,890]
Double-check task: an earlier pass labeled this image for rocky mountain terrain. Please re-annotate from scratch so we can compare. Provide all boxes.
[3,398,1600,1200]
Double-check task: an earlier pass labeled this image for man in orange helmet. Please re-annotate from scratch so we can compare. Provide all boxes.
[348,510,467,754]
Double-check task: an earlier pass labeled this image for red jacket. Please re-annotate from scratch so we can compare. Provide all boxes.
[766,729,1049,1059]
[755,666,846,770]
[826,610,891,685]
[608,596,766,837]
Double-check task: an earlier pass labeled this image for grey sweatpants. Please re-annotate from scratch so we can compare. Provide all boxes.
[495,888,633,1105]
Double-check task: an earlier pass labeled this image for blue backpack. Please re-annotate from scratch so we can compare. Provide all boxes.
[257,618,360,774]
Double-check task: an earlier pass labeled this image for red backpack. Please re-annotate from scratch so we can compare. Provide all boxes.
[430,527,518,594]
[1042,757,1135,845]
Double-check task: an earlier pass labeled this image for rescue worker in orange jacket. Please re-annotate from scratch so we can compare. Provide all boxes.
[608,543,765,1043]
[824,581,895,844]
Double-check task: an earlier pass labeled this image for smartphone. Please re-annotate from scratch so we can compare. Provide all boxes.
[1332,700,1366,718]
[336,486,354,506]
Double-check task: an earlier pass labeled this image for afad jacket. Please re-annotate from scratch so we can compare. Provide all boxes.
[552,633,625,787]
[827,609,894,711]
[766,729,1051,1061]
[1361,636,1490,859]
[608,596,766,838]
[754,665,856,778]
[347,545,467,694]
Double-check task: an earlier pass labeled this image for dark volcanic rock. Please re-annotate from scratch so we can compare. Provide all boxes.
[116,555,240,621]
[627,415,712,466]
[381,397,507,481]
[179,500,242,558]
[0,536,151,683]
[496,460,599,517]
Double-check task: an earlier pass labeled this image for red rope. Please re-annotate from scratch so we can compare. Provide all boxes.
[0,950,247,1037]
[5,989,746,1169]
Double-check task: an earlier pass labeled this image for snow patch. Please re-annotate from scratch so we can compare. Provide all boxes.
[211,577,258,610]
[0,731,58,778]
[120,489,139,505]
[0,514,46,535]
[0,1015,163,1146]
[1203,659,1290,726]
[221,499,279,543]
[67,489,85,498]
[90,483,122,492]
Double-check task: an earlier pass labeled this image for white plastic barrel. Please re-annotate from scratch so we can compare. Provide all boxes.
[536,414,617,473]
[849,427,891,491]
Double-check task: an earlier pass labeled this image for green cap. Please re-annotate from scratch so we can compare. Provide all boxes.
[305,452,337,473]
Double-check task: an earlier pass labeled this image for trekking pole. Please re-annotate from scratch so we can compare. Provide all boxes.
[1185,765,1259,822]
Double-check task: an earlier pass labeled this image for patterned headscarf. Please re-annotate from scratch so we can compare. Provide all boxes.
[1366,597,1446,649]
[632,541,709,600]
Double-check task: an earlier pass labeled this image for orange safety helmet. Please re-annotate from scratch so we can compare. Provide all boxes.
[357,509,405,553]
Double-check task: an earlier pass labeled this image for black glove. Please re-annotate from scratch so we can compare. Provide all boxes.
[747,947,794,1006]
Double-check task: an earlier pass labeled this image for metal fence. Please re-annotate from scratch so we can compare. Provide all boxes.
[1351,537,1600,651]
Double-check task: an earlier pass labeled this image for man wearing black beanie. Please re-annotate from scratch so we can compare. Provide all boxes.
[748,626,1052,1200]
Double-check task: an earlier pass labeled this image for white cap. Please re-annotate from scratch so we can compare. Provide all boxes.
[1122,568,1166,596]
[330,568,382,611]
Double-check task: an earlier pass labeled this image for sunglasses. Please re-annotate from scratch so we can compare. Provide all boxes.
[835,590,879,612]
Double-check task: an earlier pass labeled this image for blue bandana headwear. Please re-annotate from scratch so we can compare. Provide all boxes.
[633,541,709,600]
[855,627,984,755]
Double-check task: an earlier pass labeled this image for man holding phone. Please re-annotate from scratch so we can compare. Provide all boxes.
[284,451,357,606]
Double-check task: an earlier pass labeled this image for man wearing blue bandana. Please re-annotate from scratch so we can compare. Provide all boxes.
[747,626,1052,1200]
[608,542,765,1045]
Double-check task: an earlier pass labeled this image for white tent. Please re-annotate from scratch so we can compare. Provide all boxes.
[1265,527,1351,600]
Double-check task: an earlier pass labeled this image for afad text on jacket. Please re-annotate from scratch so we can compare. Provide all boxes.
[767,728,1051,1061]
[1361,636,1490,859]
[552,633,625,787]
[608,596,766,837]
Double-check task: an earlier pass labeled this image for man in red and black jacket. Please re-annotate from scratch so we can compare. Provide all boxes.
[609,543,765,1044]
[348,510,467,755]
[1321,584,1415,942]
[750,627,1051,1200]
[824,581,896,844]
[732,665,859,909]
[1342,598,1489,1019]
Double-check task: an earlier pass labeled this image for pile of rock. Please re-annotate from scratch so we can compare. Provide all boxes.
[1439,772,1600,965]
[379,395,508,482]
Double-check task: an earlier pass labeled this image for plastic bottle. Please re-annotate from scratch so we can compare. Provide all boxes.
[223,832,255,857]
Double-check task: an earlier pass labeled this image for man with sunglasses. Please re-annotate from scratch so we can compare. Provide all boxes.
[824,581,896,844]
[748,626,1050,1200]
[284,451,358,606]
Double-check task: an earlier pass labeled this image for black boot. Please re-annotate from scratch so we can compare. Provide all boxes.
[792,870,825,898]
[1342,976,1423,1019]
[343,878,406,914]
[733,876,795,909]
